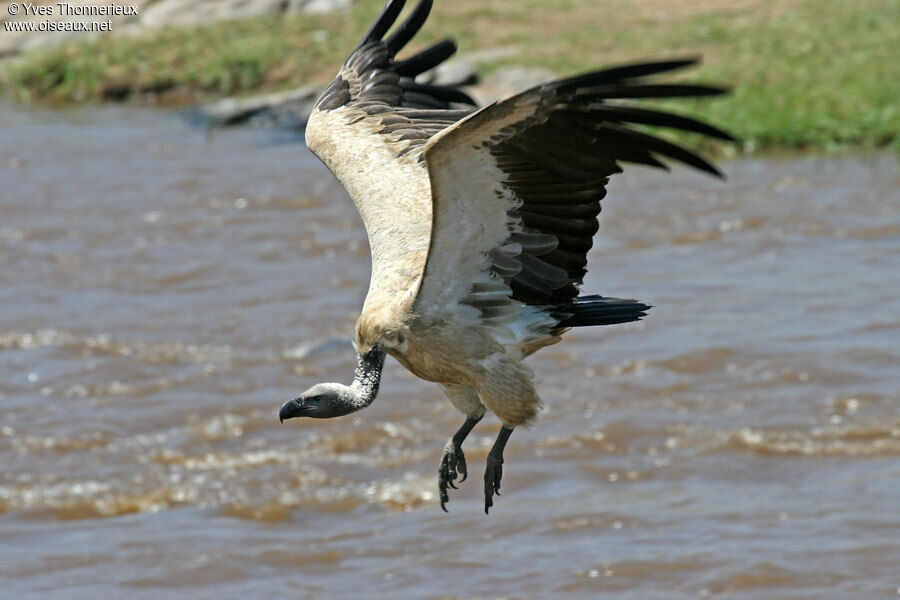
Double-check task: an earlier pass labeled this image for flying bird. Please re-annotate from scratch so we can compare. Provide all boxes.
[279,0,733,513]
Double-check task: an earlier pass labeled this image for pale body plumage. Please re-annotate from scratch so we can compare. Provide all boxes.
[307,105,546,426]
[281,0,732,512]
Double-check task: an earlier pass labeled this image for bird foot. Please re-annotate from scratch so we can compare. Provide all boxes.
[438,439,468,511]
[483,453,503,514]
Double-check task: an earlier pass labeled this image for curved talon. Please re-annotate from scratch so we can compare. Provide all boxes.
[483,455,503,514]
[435,415,483,512]
[437,438,468,511]
[483,425,513,514]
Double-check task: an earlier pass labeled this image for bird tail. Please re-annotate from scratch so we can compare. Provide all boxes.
[555,295,651,328]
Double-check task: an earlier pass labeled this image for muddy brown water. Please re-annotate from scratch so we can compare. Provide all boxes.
[1,105,898,599]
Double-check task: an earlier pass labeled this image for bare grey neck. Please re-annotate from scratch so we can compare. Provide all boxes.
[348,345,385,411]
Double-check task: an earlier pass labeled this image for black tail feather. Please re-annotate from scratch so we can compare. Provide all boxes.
[556,295,651,328]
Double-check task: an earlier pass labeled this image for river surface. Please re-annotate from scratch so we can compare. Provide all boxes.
[1,105,898,599]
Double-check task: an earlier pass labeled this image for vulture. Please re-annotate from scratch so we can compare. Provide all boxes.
[279,0,733,513]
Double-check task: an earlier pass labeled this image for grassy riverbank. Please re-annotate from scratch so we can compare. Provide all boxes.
[2,0,896,150]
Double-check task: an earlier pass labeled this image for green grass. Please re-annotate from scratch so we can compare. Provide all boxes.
[2,0,897,150]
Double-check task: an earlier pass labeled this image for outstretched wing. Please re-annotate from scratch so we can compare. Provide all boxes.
[417,61,734,339]
[304,0,478,336]
[308,0,476,164]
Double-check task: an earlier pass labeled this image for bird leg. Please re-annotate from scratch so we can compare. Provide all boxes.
[484,425,513,514]
[438,414,482,512]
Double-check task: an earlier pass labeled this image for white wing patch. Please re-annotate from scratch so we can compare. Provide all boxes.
[306,106,433,321]
[416,94,559,354]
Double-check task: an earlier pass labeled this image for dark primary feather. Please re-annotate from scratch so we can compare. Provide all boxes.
[357,0,407,48]
[432,59,737,310]
[551,59,700,88]
[313,0,477,157]
[384,0,434,53]
[400,80,476,106]
[394,39,458,77]
[571,105,735,141]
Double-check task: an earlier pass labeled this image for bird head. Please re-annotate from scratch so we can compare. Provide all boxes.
[279,382,356,421]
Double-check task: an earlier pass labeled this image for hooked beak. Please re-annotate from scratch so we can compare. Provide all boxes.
[279,398,309,423]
